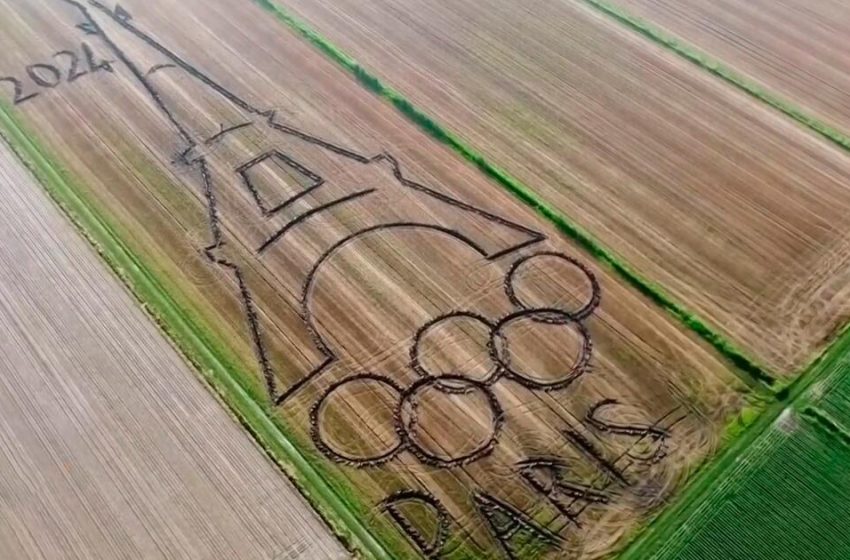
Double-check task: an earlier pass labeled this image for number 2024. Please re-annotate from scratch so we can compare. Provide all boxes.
[0,42,112,105]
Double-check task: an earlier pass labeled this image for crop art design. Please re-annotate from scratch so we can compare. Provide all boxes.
[2,1,741,557]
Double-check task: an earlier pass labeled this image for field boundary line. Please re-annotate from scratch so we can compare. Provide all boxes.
[580,0,850,154]
[255,0,775,389]
[0,102,393,560]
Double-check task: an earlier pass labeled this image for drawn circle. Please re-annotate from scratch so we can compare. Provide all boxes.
[410,311,502,390]
[398,375,503,467]
[490,309,592,391]
[506,252,600,321]
[311,373,404,467]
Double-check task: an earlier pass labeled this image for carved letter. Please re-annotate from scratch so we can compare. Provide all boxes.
[381,490,450,559]
[473,492,561,560]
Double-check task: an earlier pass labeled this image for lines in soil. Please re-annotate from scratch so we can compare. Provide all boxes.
[253,0,776,389]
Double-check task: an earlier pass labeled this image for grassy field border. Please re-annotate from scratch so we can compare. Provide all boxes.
[581,0,850,155]
[253,0,775,389]
[0,101,401,560]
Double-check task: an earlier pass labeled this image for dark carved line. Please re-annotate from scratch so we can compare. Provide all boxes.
[586,399,670,440]
[196,150,279,400]
[89,0,264,117]
[489,308,593,392]
[380,490,450,559]
[236,149,326,216]
[267,111,371,163]
[146,62,176,76]
[310,373,406,467]
[568,405,683,518]
[517,457,613,506]
[261,181,323,217]
[233,265,278,400]
[258,188,375,253]
[561,428,630,487]
[205,120,252,145]
[278,223,493,407]
[234,148,322,179]
[397,374,504,468]
[63,0,195,146]
[473,492,563,560]
[372,152,547,255]
[504,251,601,320]
[197,158,223,243]
[409,310,501,388]
[274,357,332,406]
[202,242,278,400]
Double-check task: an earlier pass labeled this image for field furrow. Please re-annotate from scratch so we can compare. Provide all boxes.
[627,348,850,560]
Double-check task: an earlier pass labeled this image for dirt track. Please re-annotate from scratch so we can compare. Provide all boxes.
[0,139,345,559]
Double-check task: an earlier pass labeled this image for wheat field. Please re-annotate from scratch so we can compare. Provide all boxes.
[0,0,750,557]
[281,0,850,374]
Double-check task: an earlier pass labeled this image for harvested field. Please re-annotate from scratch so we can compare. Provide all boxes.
[0,140,344,559]
[605,0,850,138]
[278,0,850,373]
[0,0,746,557]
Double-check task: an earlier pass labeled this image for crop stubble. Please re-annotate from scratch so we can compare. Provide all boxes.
[0,137,345,559]
[607,0,850,140]
[280,0,850,374]
[0,0,745,557]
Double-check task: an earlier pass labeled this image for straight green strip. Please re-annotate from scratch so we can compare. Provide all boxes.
[254,0,775,388]
[0,103,392,560]
[580,0,850,154]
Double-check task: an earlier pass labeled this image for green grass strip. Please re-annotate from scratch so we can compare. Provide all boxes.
[0,102,393,560]
[581,0,850,153]
[253,0,775,389]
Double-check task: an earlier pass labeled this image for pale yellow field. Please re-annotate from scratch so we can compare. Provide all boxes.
[613,0,850,133]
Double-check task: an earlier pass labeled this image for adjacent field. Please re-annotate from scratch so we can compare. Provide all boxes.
[627,353,850,560]
[649,418,850,560]
[0,139,344,559]
[0,0,746,557]
[279,0,850,373]
[606,0,850,140]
